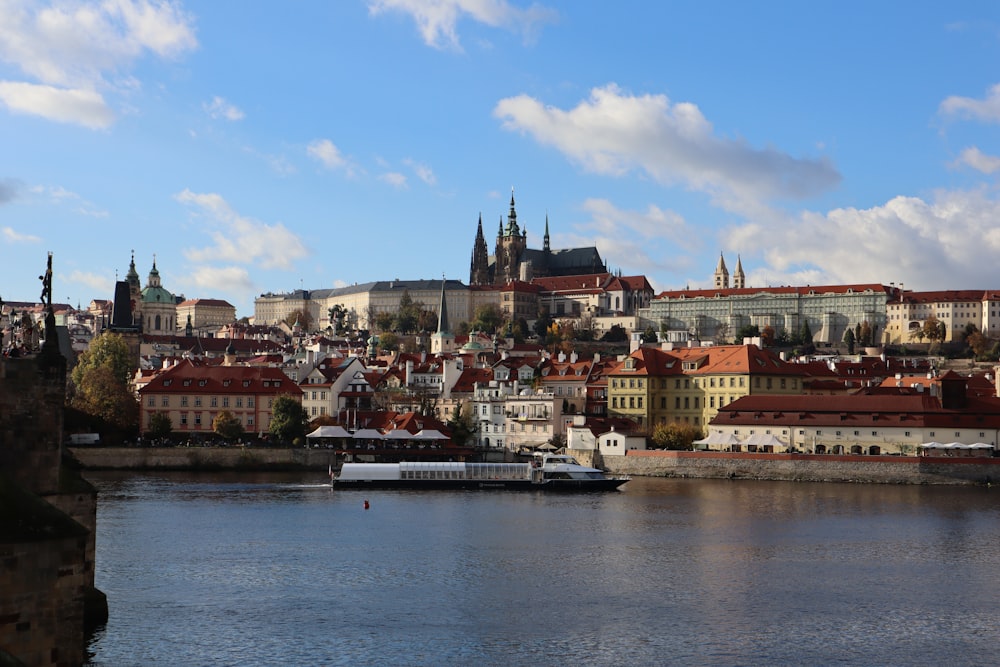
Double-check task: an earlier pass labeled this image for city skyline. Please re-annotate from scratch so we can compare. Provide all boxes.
[4,2,1000,318]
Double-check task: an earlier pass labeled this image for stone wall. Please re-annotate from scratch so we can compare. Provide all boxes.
[69,446,340,471]
[598,450,1000,486]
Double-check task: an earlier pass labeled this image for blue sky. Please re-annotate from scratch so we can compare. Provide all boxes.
[4,1,1000,319]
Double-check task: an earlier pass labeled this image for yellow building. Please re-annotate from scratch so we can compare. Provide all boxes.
[607,344,810,431]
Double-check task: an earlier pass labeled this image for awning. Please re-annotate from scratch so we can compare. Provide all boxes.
[306,425,351,439]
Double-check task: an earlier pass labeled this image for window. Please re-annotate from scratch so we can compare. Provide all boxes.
[236,398,243,408]
[195,413,202,426]
[223,397,230,407]
[147,396,154,407]
[161,396,169,407]
[248,397,254,408]
[211,397,218,407]
[180,413,188,426]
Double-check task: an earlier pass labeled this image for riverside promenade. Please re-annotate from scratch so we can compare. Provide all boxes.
[70,446,1000,486]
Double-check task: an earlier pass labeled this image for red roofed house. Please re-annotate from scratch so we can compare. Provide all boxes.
[138,359,301,437]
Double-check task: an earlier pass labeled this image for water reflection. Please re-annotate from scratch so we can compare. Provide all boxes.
[86,472,1000,666]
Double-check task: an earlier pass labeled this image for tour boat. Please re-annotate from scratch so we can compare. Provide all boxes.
[333,453,628,491]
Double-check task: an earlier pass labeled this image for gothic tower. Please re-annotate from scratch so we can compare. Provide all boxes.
[494,189,527,285]
[714,252,730,290]
[125,251,141,326]
[733,254,746,289]
[469,214,491,286]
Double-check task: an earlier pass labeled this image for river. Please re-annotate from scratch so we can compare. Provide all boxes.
[83,472,1000,666]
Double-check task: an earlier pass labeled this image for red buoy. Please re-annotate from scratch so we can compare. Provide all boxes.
[363,500,370,510]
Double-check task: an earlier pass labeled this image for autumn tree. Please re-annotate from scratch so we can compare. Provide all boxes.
[327,304,347,335]
[651,422,703,450]
[70,332,138,432]
[602,324,628,342]
[760,325,775,347]
[269,395,310,445]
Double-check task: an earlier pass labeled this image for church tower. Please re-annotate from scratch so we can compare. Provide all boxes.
[431,276,456,354]
[494,189,527,285]
[469,214,491,286]
[733,254,746,289]
[126,251,141,326]
[713,252,730,290]
[140,256,177,335]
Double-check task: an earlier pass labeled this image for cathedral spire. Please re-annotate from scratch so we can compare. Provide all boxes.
[543,213,550,252]
[714,252,730,290]
[437,275,450,335]
[733,254,745,289]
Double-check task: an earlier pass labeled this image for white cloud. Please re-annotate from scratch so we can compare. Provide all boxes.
[183,265,255,294]
[203,95,244,121]
[379,172,408,188]
[0,81,114,128]
[494,84,841,206]
[953,146,1000,174]
[940,83,1000,123]
[403,158,437,185]
[29,183,108,216]
[367,0,557,50]
[175,189,308,271]
[68,269,112,294]
[2,226,41,242]
[724,187,1000,291]
[565,198,696,276]
[0,0,197,126]
[307,138,357,176]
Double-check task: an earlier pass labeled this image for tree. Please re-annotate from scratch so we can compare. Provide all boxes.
[72,332,133,389]
[640,325,659,344]
[843,327,856,355]
[651,422,703,450]
[378,332,400,352]
[147,412,172,439]
[213,410,245,441]
[601,324,628,342]
[73,365,138,431]
[760,325,775,347]
[374,310,394,333]
[800,320,813,345]
[393,290,420,333]
[328,304,347,336]
[285,308,313,331]
[446,401,475,447]
[735,324,760,343]
[533,313,553,339]
[470,303,504,334]
[269,396,310,445]
[70,332,137,432]
[967,331,992,359]
[859,321,872,347]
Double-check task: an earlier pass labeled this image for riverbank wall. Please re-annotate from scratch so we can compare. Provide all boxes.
[69,446,338,471]
[70,446,1000,486]
[593,450,1000,486]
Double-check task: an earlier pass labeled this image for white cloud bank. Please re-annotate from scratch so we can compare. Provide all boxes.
[0,0,197,127]
[204,95,244,121]
[940,83,1000,124]
[367,0,557,50]
[494,84,841,207]
[174,189,308,271]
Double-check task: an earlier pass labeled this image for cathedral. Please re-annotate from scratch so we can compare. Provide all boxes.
[469,191,606,286]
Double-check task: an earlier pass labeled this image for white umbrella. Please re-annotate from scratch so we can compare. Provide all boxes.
[352,428,385,440]
[307,425,351,439]
[415,429,449,440]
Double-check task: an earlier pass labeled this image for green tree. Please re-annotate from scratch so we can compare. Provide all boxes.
[285,308,314,331]
[70,332,137,432]
[735,324,760,343]
[800,320,813,345]
[327,304,347,335]
[72,331,134,388]
[213,410,245,441]
[601,324,628,342]
[446,401,475,447]
[640,325,659,344]
[651,422,703,450]
[533,313,553,339]
[147,412,172,439]
[378,331,400,352]
[374,310,394,333]
[269,395,310,445]
[843,327,856,355]
[393,290,420,333]
[470,303,504,334]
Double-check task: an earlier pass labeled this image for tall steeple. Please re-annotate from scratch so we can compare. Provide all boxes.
[714,252,730,290]
[431,275,455,354]
[733,254,746,289]
[543,213,550,252]
[469,214,490,285]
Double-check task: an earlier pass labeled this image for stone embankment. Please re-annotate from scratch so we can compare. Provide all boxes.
[594,450,1000,486]
[70,447,1000,486]
[69,446,338,471]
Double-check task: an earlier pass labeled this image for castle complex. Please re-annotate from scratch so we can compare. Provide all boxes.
[469,190,606,286]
